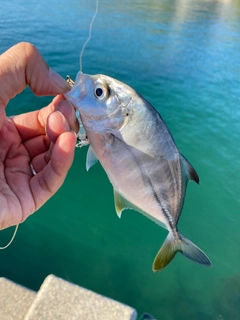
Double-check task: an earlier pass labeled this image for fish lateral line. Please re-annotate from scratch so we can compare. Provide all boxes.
[147,176,175,230]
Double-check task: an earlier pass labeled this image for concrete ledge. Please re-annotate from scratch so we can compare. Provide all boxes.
[24,274,137,320]
[0,277,36,320]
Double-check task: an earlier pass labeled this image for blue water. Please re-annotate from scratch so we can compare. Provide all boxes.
[1,0,240,318]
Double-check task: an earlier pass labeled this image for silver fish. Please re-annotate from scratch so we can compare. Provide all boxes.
[65,72,211,271]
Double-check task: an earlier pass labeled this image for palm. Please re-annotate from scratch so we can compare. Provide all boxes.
[0,42,77,230]
[0,102,77,230]
[0,117,41,228]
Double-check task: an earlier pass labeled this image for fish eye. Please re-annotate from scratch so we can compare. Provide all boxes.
[94,84,110,101]
[96,87,103,97]
[94,86,106,100]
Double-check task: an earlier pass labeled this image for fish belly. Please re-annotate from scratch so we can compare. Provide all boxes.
[87,129,178,231]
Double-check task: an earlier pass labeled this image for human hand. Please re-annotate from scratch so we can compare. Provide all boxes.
[0,42,79,230]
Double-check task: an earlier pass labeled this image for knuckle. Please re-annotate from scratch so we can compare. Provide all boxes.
[38,173,54,194]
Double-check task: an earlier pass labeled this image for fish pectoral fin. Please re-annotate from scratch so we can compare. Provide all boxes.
[86,145,98,171]
[180,154,199,184]
[153,232,211,272]
[114,189,144,218]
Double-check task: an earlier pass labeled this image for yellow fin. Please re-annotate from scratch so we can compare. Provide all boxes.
[153,233,212,272]
[113,189,144,218]
[114,189,129,218]
[153,233,178,271]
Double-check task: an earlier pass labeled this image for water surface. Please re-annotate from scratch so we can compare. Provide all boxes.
[1,0,240,319]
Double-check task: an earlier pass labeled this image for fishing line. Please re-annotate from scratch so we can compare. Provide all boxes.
[79,0,99,72]
[0,224,19,249]
[0,1,99,252]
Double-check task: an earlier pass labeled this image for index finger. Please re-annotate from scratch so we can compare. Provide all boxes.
[0,42,70,128]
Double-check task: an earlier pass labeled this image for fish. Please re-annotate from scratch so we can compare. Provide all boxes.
[65,71,211,271]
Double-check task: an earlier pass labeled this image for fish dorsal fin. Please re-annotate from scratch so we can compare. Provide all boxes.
[180,154,199,184]
[86,145,98,171]
[114,189,144,218]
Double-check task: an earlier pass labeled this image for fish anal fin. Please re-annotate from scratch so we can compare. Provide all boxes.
[86,145,98,171]
[153,232,211,272]
[113,189,144,218]
[180,154,199,184]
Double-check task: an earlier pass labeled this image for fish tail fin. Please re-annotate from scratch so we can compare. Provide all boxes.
[152,232,211,272]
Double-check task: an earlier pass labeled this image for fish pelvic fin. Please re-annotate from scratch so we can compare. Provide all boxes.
[86,145,98,171]
[152,232,211,272]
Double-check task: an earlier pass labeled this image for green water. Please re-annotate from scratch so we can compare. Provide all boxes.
[1,0,240,318]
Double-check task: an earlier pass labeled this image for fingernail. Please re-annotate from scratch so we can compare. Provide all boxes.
[56,99,73,110]
[49,68,71,92]
[56,100,79,133]
[55,100,74,121]
[55,111,70,131]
